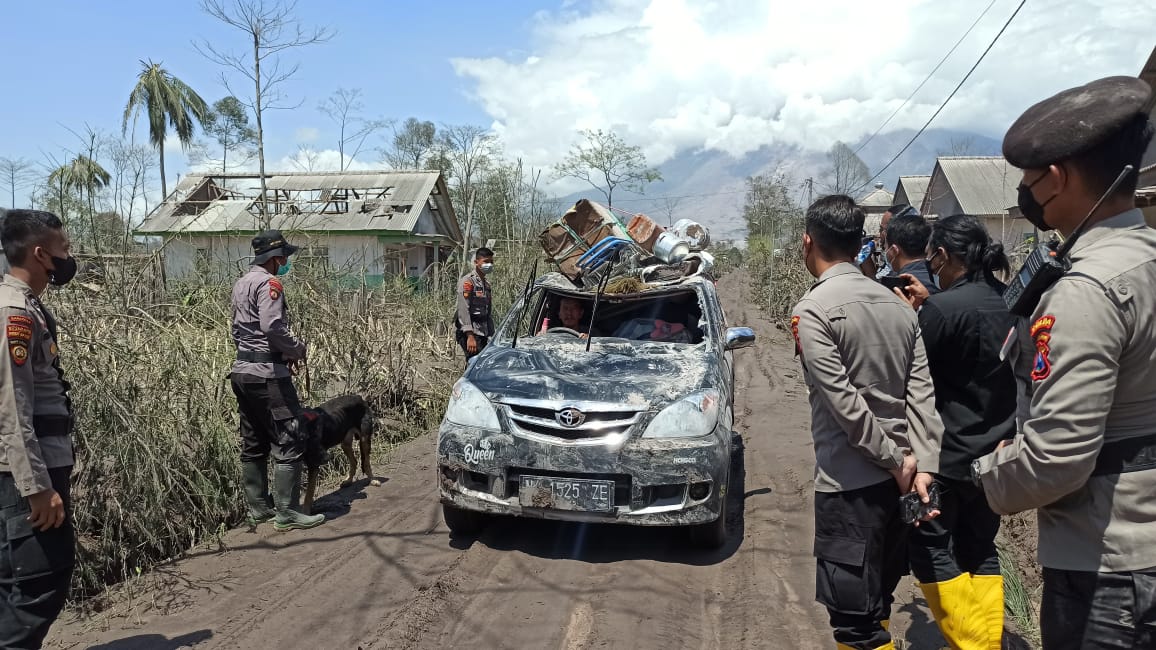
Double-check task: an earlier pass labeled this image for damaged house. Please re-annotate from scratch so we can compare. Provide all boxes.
[135,170,462,285]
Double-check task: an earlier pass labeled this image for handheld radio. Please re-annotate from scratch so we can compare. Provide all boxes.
[1003,164,1134,317]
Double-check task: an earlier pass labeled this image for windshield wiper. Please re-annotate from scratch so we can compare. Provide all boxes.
[586,255,617,352]
[510,258,539,350]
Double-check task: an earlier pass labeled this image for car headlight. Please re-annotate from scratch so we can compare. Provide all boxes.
[443,379,500,430]
[641,390,720,438]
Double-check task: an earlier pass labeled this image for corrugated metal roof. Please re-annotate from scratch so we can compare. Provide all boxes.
[135,170,459,240]
[857,184,893,208]
[934,157,1019,216]
[895,176,930,212]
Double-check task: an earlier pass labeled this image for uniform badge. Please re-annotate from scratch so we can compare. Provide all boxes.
[7,315,33,367]
[790,315,802,357]
[1030,314,1055,381]
[463,280,474,298]
[268,278,283,301]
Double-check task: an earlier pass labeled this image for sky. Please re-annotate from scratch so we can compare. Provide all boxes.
[1,0,1153,207]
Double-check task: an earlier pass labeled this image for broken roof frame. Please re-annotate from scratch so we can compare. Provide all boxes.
[134,170,462,242]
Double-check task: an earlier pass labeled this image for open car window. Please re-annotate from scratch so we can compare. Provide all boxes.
[495,285,709,345]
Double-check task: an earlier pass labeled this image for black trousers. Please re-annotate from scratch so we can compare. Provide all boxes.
[455,330,488,361]
[1041,567,1156,649]
[230,373,307,465]
[0,467,74,650]
[908,476,1001,582]
[814,480,906,650]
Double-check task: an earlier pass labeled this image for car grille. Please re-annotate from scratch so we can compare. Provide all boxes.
[500,398,644,442]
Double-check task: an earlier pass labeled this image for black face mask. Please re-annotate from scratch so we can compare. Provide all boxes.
[1017,173,1058,232]
[48,255,78,286]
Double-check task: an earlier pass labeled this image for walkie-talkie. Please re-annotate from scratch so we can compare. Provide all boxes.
[1004,165,1134,317]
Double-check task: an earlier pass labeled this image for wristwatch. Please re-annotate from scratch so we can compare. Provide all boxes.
[970,459,983,487]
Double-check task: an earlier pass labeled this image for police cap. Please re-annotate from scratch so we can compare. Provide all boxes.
[1002,76,1152,169]
[251,229,299,264]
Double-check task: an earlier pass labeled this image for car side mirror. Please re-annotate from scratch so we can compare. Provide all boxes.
[724,327,756,351]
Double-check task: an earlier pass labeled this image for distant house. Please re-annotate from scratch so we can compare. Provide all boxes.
[856,182,893,237]
[135,170,462,286]
[920,156,1029,247]
[893,176,930,213]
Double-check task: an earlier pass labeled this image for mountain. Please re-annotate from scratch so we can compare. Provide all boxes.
[552,128,1002,244]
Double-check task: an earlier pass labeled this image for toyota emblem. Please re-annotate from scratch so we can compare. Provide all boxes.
[555,407,586,428]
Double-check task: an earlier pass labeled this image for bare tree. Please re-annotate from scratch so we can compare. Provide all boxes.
[0,157,36,208]
[821,141,870,196]
[318,88,390,171]
[288,145,322,172]
[944,135,977,156]
[197,0,333,225]
[553,129,662,208]
[658,195,683,227]
[381,118,439,170]
[439,125,496,260]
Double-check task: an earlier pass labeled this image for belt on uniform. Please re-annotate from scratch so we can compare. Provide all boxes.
[236,350,285,364]
[33,415,72,438]
[1092,434,1156,476]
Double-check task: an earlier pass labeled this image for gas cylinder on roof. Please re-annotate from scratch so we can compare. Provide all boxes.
[626,213,689,264]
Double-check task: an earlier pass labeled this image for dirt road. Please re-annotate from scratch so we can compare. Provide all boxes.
[48,272,949,650]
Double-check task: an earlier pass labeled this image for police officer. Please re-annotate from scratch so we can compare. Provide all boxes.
[455,247,494,361]
[0,210,77,648]
[972,76,1156,648]
[230,230,324,531]
[791,195,944,650]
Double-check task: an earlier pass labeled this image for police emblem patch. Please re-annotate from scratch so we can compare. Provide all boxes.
[7,315,32,367]
[268,278,283,301]
[790,315,802,357]
[1030,314,1055,381]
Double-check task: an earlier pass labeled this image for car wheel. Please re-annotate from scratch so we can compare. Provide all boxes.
[688,487,728,549]
[442,503,487,535]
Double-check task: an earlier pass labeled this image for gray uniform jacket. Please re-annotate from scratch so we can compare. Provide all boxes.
[976,208,1156,573]
[792,263,943,493]
[455,270,493,337]
[0,275,74,496]
[230,266,306,379]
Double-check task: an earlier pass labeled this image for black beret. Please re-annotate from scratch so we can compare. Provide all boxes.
[1002,76,1152,169]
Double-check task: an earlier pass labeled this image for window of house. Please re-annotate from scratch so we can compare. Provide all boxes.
[296,245,329,274]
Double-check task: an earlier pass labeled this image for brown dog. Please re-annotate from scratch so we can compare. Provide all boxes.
[300,394,380,515]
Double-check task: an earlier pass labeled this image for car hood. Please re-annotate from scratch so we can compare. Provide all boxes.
[468,340,714,407]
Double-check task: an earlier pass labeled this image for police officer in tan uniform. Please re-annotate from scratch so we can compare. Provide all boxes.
[0,210,77,648]
[791,195,944,650]
[455,247,494,361]
[230,230,324,531]
[972,76,1156,648]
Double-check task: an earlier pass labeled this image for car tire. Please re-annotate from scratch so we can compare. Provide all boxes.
[688,487,728,549]
[442,503,487,535]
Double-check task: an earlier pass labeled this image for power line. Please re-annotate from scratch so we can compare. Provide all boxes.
[853,0,1027,196]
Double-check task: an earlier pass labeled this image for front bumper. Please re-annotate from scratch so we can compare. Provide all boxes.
[436,422,729,526]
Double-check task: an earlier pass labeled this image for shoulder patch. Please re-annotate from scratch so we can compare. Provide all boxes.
[7,315,32,367]
[1030,314,1055,381]
[790,315,802,357]
[268,277,283,301]
[462,279,474,298]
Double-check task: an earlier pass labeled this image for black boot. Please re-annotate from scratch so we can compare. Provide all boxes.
[272,463,325,531]
[242,459,275,525]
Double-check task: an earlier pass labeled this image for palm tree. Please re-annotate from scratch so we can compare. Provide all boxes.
[122,60,209,201]
[67,155,112,251]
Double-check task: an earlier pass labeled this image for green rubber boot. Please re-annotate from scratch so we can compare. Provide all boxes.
[242,459,276,525]
[272,463,325,531]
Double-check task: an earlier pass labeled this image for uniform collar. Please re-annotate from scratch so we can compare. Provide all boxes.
[1068,208,1146,255]
[814,262,862,286]
[2,273,34,296]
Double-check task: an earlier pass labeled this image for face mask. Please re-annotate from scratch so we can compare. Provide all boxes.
[47,255,77,286]
[925,251,942,289]
[479,262,494,274]
[1017,173,1058,232]
[276,259,291,276]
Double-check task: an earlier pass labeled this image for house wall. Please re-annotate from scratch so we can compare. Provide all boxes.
[982,215,1035,247]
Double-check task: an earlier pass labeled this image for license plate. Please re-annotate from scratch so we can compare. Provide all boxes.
[519,476,614,512]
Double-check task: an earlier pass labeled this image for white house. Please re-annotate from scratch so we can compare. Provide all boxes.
[920,156,1030,247]
[135,170,462,286]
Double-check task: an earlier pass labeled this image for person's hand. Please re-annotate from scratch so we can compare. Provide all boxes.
[466,334,478,355]
[579,333,589,340]
[892,273,930,310]
[996,438,1013,451]
[912,472,941,526]
[27,488,65,531]
[889,453,917,493]
[288,359,303,376]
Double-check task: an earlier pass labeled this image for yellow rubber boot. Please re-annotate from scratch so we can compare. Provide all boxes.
[918,573,986,650]
[970,574,1005,650]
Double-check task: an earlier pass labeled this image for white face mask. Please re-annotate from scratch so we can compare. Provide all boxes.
[479,262,494,275]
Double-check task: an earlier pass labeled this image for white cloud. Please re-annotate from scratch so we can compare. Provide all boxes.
[274,148,378,173]
[295,127,321,144]
[453,0,1155,168]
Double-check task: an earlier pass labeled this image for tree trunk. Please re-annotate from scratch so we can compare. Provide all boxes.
[159,145,168,204]
[253,32,270,228]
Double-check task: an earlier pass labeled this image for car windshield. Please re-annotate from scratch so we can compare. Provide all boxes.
[492,284,709,347]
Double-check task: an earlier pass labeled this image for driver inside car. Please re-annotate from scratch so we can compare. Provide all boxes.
[539,297,597,339]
